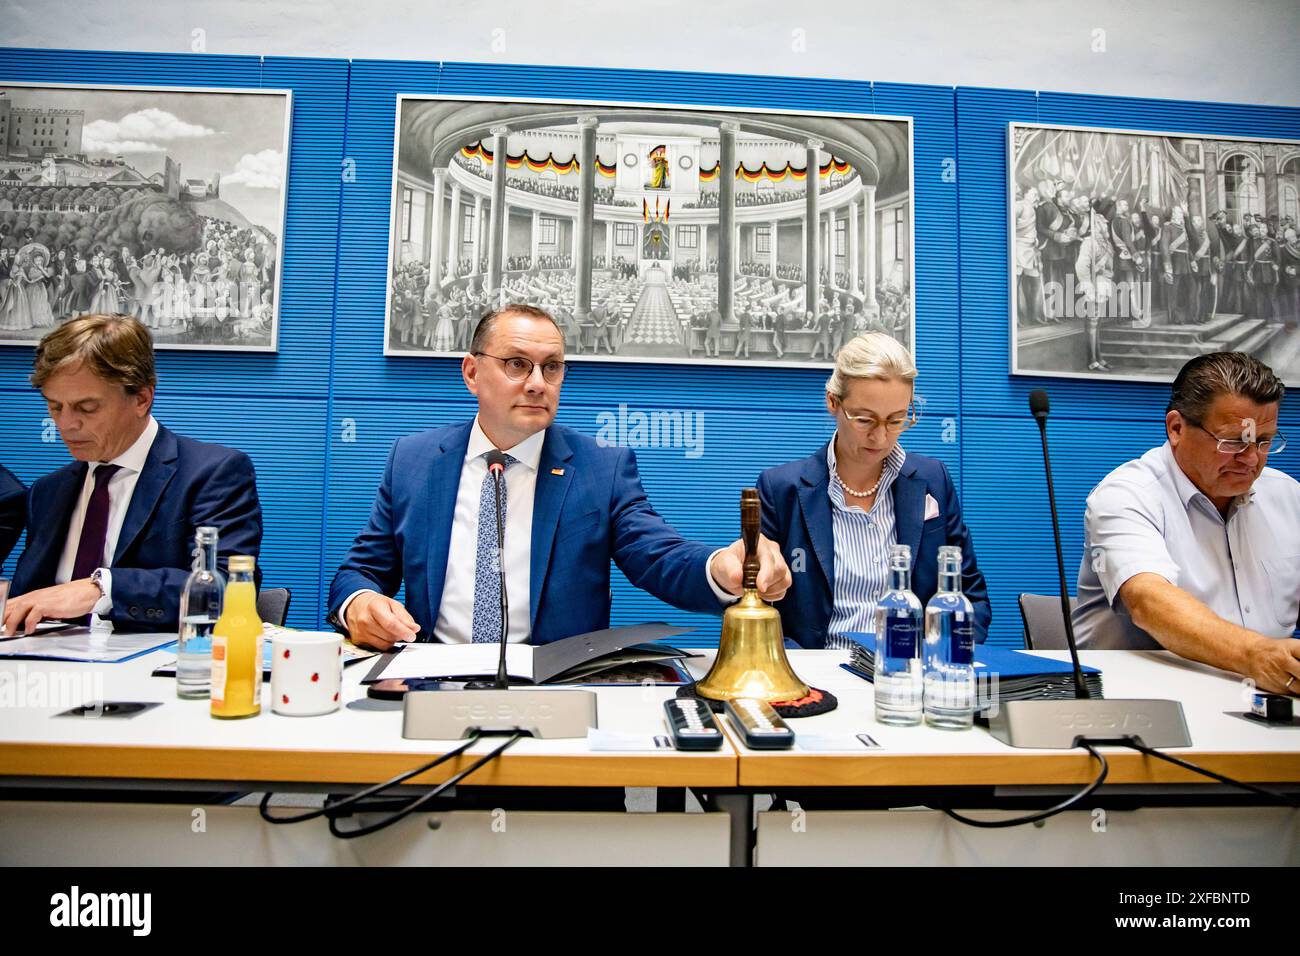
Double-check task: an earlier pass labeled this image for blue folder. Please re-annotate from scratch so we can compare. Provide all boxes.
[844,633,1098,675]
[841,632,1103,700]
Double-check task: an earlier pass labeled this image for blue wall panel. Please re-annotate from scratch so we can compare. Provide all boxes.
[0,392,327,625]
[956,85,1300,421]
[331,61,959,645]
[962,413,1170,646]
[956,86,1300,644]
[0,49,347,629]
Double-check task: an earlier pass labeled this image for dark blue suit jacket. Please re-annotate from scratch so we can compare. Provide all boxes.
[328,421,723,644]
[0,464,26,568]
[12,423,263,630]
[756,445,990,648]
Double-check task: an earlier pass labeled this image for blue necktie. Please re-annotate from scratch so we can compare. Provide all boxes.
[472,452,516,643]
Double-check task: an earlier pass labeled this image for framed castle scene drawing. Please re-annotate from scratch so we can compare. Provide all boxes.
[0,82,291,352]
[385,95,914,367]
[1010,121,1300,384]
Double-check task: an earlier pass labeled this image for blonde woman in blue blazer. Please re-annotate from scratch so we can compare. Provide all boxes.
[757,333,990,648]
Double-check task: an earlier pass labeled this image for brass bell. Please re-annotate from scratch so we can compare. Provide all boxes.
[696,489,810,703]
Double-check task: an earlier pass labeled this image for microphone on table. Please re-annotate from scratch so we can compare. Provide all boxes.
[405,447,596,738]
[1028,388,1089,700]
[981,388,1190,748]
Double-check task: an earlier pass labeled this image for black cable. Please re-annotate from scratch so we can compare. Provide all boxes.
[1114,737,1300,809]
[942,733,1300,830]
[257,730,524,838]
[941,740,1110,828]
[327,732,523,839]
[258,732,481,825]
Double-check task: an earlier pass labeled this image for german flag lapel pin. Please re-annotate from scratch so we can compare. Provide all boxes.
[551,467,565,476]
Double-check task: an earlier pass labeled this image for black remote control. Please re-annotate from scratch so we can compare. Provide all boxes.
[663,698,724,751]
[724,697,795,750]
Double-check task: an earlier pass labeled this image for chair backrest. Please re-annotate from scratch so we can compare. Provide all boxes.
[256,587,291,627]
[1018,593,1078,650]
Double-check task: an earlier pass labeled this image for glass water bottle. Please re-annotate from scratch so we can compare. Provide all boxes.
[873,543,924,726]
[924,545,976,729]
[177,527,224,699]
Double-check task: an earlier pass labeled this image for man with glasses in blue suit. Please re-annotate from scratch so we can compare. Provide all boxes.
[1074,352,1300,696]
[329,303,791,651]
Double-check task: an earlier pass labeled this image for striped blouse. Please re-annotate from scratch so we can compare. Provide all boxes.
[824,442,907,650]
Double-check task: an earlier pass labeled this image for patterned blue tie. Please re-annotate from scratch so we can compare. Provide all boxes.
[472,451,517,643]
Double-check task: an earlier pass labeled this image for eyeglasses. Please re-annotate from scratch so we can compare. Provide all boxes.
[1187,420,1287,456]
[473,352,567,385]
[835,400,919,435]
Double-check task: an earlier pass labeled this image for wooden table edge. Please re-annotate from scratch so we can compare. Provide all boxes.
[0,741,739,788]
[736,750,1300,787]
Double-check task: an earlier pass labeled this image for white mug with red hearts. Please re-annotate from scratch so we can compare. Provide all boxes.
[270,631,344,716]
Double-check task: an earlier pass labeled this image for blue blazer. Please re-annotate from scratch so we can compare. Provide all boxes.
[756,445,991,648]
[328,421,723,644]
[0,464,25,568]
[11,423,263,630]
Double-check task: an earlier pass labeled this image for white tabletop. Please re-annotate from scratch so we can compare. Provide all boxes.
[0,643,736,788]
[702,648,1300,786]
[714,648,1300,755]
[2,645,1296,789]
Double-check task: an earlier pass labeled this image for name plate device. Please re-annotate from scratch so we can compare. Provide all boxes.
[985,698,1191,749]
[402,688,597,740]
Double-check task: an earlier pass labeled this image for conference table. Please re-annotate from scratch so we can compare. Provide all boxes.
[1,641,1296,866]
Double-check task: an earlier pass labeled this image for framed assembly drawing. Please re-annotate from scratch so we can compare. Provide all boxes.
[0,81,291,352]
[385,94,914,367]
[1009,121,1300,384]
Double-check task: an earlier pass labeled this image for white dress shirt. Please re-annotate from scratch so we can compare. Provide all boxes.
[1074,441,1300,648]
[55,416,160,618]
[433,418,546,643]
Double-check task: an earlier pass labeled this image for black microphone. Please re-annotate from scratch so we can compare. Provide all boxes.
[400,445,595,742]
[1027,389,1090,700]
[1029,388,1050,424]
[982,392,1189,749]
[482,449,510,690]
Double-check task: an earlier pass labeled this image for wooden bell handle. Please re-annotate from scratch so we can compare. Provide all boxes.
[741,488,760,591]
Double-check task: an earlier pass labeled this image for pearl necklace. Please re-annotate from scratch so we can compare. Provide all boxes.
[833,467,883,498]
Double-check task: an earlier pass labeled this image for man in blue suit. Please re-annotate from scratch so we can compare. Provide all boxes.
[330,303,790,651]
[3,314,262,635]
[0,464,25,567]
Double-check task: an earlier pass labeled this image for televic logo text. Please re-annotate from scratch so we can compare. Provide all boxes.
[452,702,554,722]
[1054,710,1153,731]
[49,886,151,936]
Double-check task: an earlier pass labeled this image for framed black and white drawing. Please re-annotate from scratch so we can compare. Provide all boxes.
[385,95,914,367]
[1009,121,1300,384]
[0,82,291,352]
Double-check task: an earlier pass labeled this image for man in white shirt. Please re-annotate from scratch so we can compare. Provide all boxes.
[330,303,791,651]
[4,313,262,634]
[1074,351,1300,694]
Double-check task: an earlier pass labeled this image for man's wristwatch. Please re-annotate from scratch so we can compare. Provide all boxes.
[90,568,107,598]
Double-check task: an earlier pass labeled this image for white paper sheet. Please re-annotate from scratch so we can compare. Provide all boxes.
[375,643,537,681]
[0,629,176,662]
